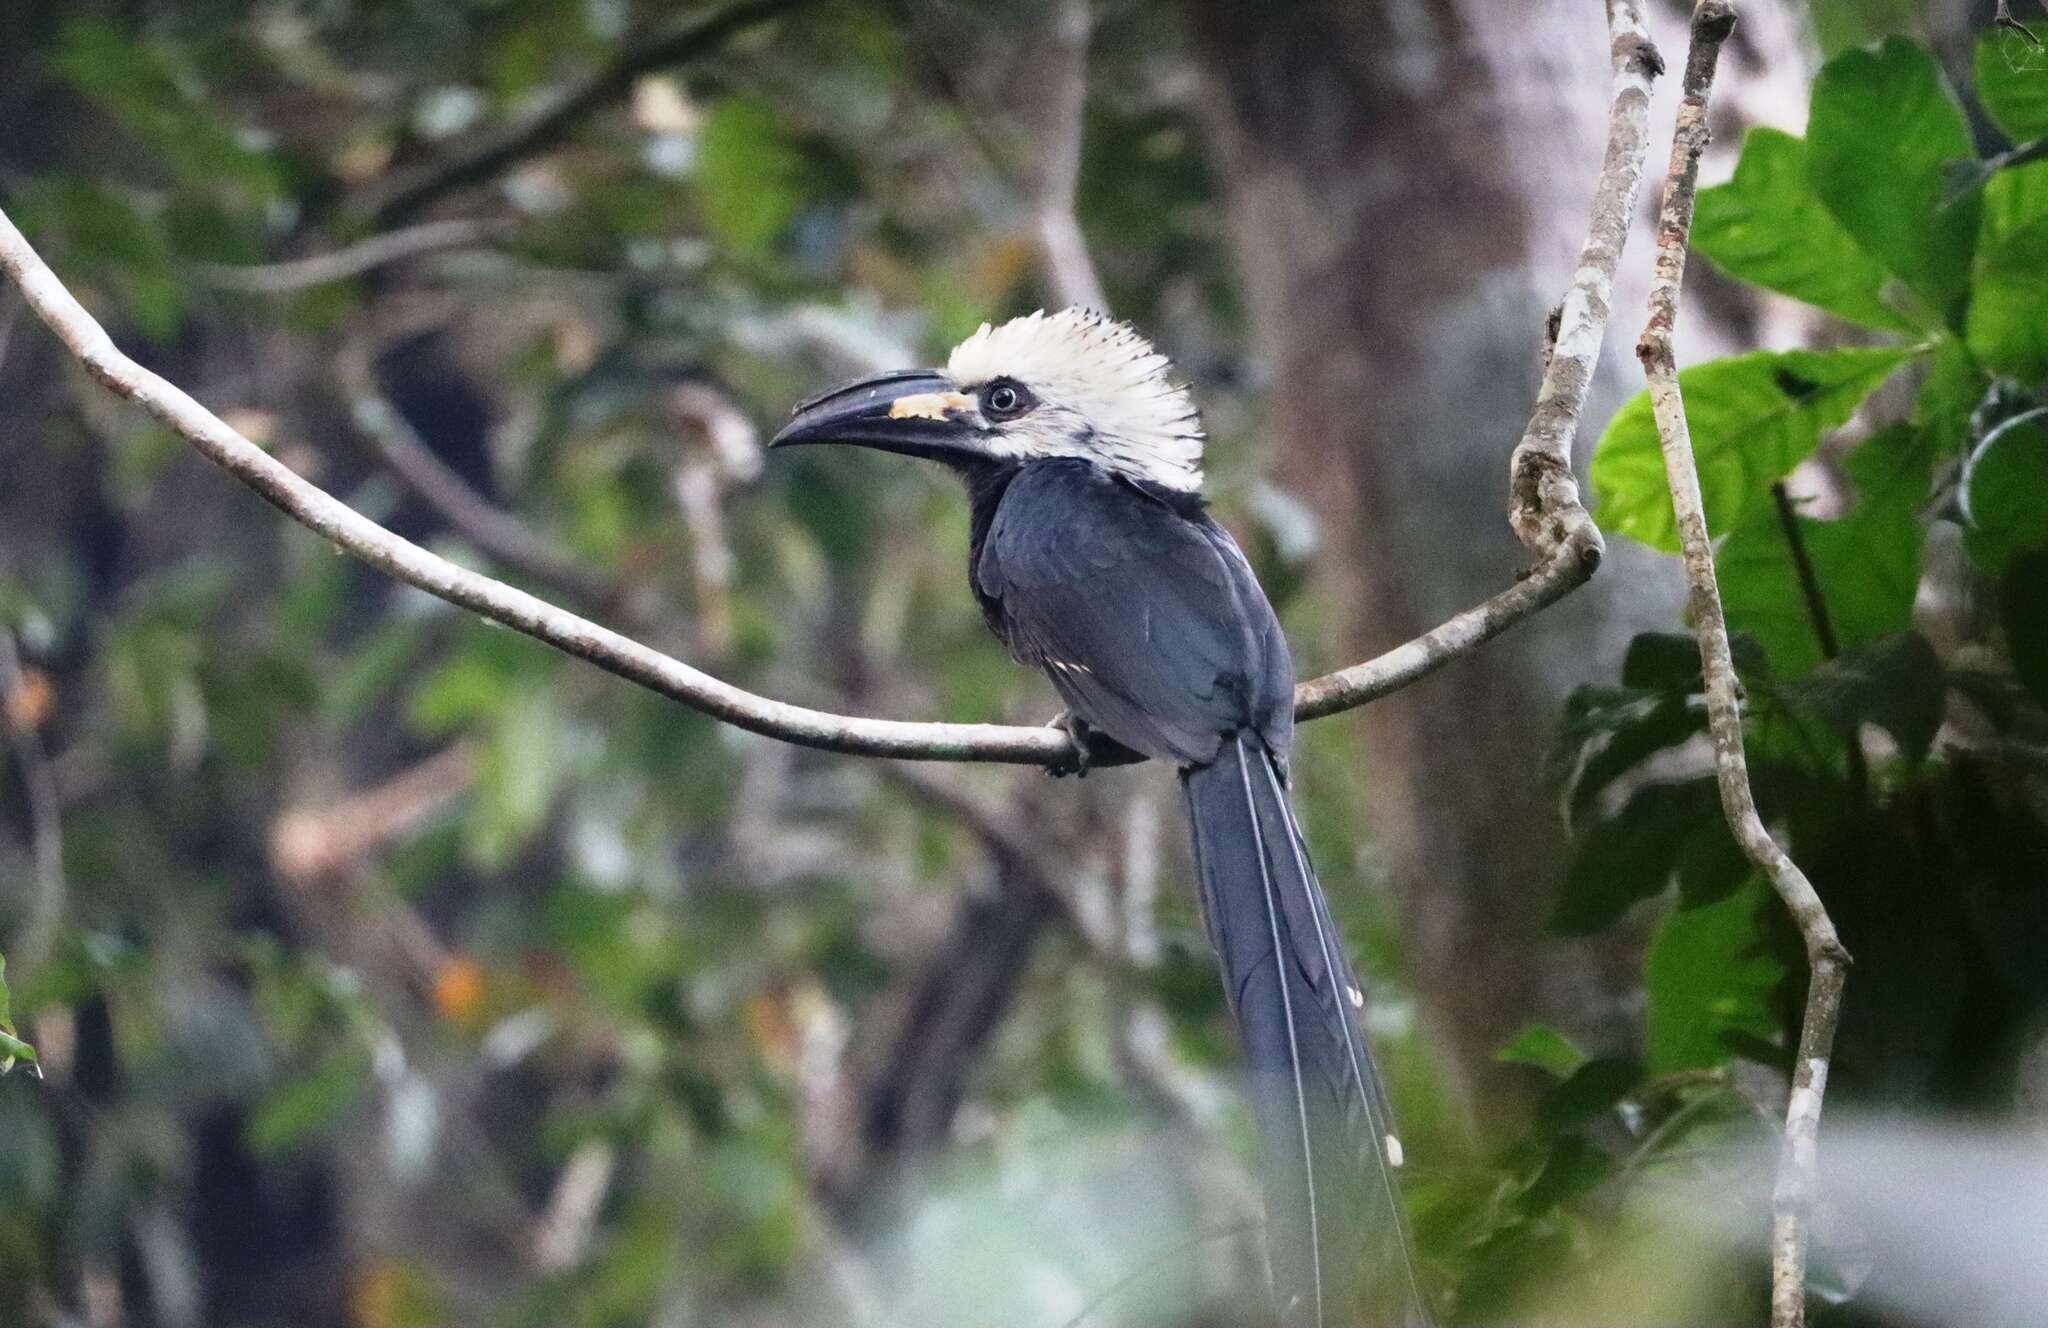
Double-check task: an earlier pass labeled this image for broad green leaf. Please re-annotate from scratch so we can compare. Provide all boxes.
[696,97,805,257]
[1966,164,2048,380]
[1646,882,1784,1075]
[1592,346,1918,553]
[1808,39,1979,319]
[1496,1023,1588,1078]
[1716,426,1933,678]
[1961,411,2048,573]
[1976,29,2048,143]
[1694,129,1916,332]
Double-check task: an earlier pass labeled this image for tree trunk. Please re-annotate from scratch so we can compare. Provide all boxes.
[1186,0,1687,1117]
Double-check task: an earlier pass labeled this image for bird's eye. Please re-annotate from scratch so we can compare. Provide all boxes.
[980,380,1032,421]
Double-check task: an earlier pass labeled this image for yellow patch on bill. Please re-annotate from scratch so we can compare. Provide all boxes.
[887,391,974,421]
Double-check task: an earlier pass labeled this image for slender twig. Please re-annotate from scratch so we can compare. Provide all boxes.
[0,630,65,983]
[1769,484,1840,662]
[1315,0,1663,717]
[334,343,619,606]
[1771,482,1867,798]
[1635,8,1849,1328]
[355,0,815,225]
[197,218,515,294]
[1029,0,1108,313]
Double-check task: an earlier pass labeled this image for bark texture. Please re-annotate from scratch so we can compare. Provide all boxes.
[1187,0,1685,1114]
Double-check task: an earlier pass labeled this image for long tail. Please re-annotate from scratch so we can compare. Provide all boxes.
[1180,733,1430,1328]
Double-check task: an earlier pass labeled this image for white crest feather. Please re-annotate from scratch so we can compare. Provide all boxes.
[946,308,1205,492]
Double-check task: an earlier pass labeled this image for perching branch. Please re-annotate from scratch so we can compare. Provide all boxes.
[355,0,815,226]
[1634,7,1849,1328]
[0,0,1655,765]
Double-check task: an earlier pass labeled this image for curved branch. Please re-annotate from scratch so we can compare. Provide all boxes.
[0,0,1655,766]
[197,218,515,294]
[1635,7,1848,1327]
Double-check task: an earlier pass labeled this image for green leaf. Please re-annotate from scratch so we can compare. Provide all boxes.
[1807,38,1980,319]
[1976,29,2048,143]
[1965,164,2048,380]
[1694,128,1917,332]
[696,97,805,258]
[1592,346,1918,553]
[1496,1023,1588,1079]
[0,955,37,1076]
[1961,410,2048,574]
[1645,882,1784,1075]
[2004,548,2048,709]
[1779,633,1947,764]
[1552,779,1738,935]
[1716,426,1933,678]
[246,1047,373,1156]
[1535,1056,1642,1133]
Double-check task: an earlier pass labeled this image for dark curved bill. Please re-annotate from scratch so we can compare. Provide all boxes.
[768,368,982,461]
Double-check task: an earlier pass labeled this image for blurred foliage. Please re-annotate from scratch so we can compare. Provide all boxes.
[0,2,2044,1327]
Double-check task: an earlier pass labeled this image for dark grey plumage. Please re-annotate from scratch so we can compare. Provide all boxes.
[971,459,1425,1328]
[769,312,1429,1327]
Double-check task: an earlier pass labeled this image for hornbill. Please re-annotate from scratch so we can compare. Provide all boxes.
[771,308,1429,1327]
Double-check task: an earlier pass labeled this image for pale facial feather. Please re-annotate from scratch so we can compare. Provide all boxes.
[945,308,1205,493]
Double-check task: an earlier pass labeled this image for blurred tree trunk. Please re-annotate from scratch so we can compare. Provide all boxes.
[1185,0,1688,1118]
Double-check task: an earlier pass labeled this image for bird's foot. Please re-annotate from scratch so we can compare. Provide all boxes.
[1043,712,1144,778]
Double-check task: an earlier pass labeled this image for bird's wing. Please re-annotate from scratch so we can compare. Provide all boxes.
[976,460,1292,765]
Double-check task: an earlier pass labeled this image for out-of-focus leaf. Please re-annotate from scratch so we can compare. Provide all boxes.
[1977,29,2048,143]
[1777,633,1947,764]
[1618,631,1770,692]
[1549,685,1704,831]
[53,21,279,204]
[0,956,36,1075]
[1961,411,2048,574]
[1694,128,1918,332]
[1594,346,1918,553]
[2004,549,2048,709]
[696,97,805,257]
[1807,39,1979,320]
[1535,1057,1642,1134]
[1966,164,2048,380]
[1717,426,1933,678]
[247,1047,372,1156]
[468,684,569,869]
[14,180,183,341]
[1553,779,1742,935]
[1496,1024,1588,1079]
[1646,882,1785,1075]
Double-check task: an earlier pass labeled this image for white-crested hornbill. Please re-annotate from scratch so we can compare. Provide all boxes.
[771,308,1429,1328]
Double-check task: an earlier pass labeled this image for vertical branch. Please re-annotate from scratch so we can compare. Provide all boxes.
[1634,7,1850,1328]
[1030,0,1109,312]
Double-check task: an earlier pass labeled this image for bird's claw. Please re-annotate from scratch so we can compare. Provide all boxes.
[1045,711,1094,778]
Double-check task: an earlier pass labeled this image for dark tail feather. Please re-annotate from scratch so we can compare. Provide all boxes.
[1181,734,1430,1328]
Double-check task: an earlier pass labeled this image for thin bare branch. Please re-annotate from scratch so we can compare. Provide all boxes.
[197,218,515,294]
[1634,8,1849,1327]
[334,343,619,606]
[1030,0,1109,312]
[1310,0,1662,717]
[355,0,815,225]
[0,0,1655,765]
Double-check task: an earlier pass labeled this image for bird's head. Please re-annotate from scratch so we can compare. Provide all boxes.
[769,308,1205,493]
